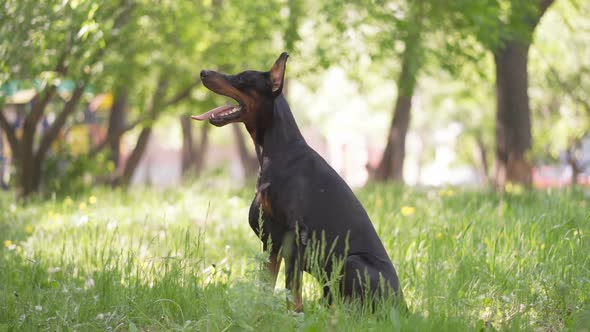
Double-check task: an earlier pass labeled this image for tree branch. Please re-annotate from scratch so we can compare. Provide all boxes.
[89,75,171,157]
[63,3,138,158]
[90,75,169,157]
[114,0,136,28]
[163,77,201,107]
[36,82,87,161]
[151,76,170,114]
[0,110,19,156]
[20,31,70,141]
[89,116,143,156]
[546,64,590,115]
[527,0,555,30]
[55,46,70,76]
[538,0,555,19]
[22,86,56,146]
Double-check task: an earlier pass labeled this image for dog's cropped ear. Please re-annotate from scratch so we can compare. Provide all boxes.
[270,52,288,96]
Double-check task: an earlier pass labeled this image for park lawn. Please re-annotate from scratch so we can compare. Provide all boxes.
[0,182,589,331]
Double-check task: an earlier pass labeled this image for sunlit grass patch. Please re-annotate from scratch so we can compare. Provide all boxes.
[1,184,589,331]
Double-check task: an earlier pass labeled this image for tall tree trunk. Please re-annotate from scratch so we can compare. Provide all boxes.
[107,89,128,169]
[180,116,194,175]
[194,122,209,174]
[21,84,85,196]
[475,135,490,184]
[566,139,581,186]
[120,126,152,186]
[118,77,169,187]
[181,117,209,177]
[112,72,201,186]
[233,123,258,177]
[20,141,42,197]
[374,96,412,182]
[373,39,420,182]
[19,90,54,196]
[193,123,211,175]
[20,101,40,196]
[492,0,555,189]
[493,41,532,188]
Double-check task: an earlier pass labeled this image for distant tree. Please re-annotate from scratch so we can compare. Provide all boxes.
[492,0,556,188]
[1,0,295,194]
[0,0,136,196]
[179,0,303,179]
[319,0,497,183]
[529,0,590,185]
[373,11,423,182]
[318,0,433,182]
[320,0,563,188]
[230,0,303,177]
[180,117,209,177]
[233,123,258,177]
[449,0,556,187]
[105,89,128,169]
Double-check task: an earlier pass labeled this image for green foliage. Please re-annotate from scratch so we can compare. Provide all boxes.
[0,0,297,123]
[316,0,498,82]
[447,0,554,51]
[529,0,590,160]
[0,0,131,85]
[1,0,303,194]
[0,0,588,189]
[43,151,114,197]
[1,183,589,330]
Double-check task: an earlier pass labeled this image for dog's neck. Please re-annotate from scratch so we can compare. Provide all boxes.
[251,95,306,165]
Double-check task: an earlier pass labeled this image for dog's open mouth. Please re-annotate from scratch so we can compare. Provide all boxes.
[191,103,243,126]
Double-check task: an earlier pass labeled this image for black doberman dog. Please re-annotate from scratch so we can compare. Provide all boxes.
[192,53,404,312]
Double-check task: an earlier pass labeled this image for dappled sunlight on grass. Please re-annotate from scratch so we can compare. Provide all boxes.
[1,184,589,330]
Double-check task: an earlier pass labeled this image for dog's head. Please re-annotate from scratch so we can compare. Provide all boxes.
[192,52,288,129]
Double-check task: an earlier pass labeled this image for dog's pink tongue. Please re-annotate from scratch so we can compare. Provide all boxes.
[191,105,232,121]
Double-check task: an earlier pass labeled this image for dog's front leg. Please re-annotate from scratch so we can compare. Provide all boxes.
[283,238,303,312]
[264,243,281,288]
[283,223,308,312]
[249,198,281,288]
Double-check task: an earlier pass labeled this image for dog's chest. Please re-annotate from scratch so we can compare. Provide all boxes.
[255,157,273,216]
[255,180,272,216]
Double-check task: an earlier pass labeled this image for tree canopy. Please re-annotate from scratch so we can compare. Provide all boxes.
[0,0,588,195]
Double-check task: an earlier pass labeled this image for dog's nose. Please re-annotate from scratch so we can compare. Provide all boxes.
[200,70,210,79]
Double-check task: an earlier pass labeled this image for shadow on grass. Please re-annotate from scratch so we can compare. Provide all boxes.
[0,243,476,332]
[1,186,589,331]
[0,216,479,332]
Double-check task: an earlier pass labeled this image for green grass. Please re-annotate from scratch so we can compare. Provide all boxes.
[1,182,589,331]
